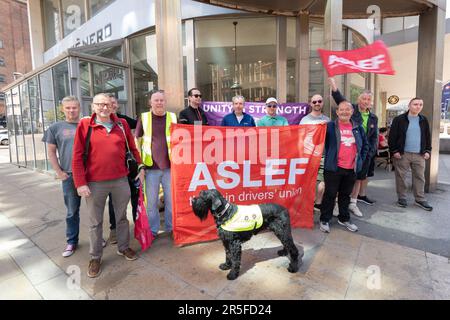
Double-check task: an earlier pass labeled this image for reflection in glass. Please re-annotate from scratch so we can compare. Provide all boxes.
[90,0,115,17]
[40,69,56,171]
[12,87,26,167]
[93,63,126,99]
[195,17,277,103]
[62,0,86,37]
[130,32,158,116]
[5,90,17,164]
[53,61,70,121]
[79,60,91,97]
[29,77,47,171]
[20,82,35,168]
[42,0,61,50]
[81,45,123,62]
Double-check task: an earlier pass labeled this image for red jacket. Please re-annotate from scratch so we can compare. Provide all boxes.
[72,113,142,188]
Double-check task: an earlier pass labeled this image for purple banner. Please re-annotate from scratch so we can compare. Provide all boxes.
[201,101,310,126]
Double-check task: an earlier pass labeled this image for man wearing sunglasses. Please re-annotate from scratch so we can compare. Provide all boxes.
[329,77,379,218]
[257,97,288,127]
[179,88,208,125]
[300,95,330,213]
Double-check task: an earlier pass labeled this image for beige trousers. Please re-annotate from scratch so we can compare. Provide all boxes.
[393,152,426,202]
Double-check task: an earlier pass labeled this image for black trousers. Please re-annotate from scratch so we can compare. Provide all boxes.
[320,167,356,223]
[109,175,139,229]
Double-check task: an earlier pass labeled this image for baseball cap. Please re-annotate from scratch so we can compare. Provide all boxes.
[266,97,278,105]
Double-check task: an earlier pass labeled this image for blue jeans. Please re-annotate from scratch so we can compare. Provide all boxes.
[62,174,81,245]
[145,169,172,236]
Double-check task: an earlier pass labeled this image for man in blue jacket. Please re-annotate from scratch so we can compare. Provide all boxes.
[329,77,378,217]
[221,95,256,127]
[319,101,369,233]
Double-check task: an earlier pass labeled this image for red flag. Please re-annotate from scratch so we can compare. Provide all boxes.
[134,185,153,252]
[318,40,395,76]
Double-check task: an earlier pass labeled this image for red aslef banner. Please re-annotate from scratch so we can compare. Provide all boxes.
[170,123,326,246]
[318,40,395,76]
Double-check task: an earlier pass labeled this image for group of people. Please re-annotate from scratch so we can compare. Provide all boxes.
[43,81,433,278]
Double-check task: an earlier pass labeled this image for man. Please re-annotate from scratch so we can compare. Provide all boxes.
[179,88,208,125]
[107,95,138,245]
[135,90,177,237]
[221,95,256,127]
[257,97,288,127]
[388,97,432,211]
[300,94,330,212]
[329,77,378,217]
[319,101,368,233]
[72,93,145,278]
[42,96,81,258]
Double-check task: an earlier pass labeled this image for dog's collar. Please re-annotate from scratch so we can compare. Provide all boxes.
[215,202,230,219]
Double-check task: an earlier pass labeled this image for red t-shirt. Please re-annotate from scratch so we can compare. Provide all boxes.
[378,134,386,149]
[338,121,357,169]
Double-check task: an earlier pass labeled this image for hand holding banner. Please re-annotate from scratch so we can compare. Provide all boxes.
[318,40,395,76]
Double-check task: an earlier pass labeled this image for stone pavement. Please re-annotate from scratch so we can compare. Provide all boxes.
[1,148,450,300]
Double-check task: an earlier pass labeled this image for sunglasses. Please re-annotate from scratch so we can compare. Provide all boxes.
[267,104,277,108]
[312,100,323,105]
[191,94,202,98]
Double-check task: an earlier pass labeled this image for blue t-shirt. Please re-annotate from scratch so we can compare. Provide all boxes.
[404,115,421,153]
[221,112,256,127]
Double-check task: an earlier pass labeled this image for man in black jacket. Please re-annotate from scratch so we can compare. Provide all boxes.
[179,88,208,125]
[329,77,378,218]
[388,97,432,211]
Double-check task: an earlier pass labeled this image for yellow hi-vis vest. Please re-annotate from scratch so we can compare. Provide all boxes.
[221,205,263,232]
[141,111,177,167]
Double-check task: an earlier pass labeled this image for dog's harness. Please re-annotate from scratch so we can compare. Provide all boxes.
[220,205,263,232]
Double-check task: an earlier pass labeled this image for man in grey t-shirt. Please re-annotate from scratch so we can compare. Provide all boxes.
[42,96,81,258]
[300,94,330,213]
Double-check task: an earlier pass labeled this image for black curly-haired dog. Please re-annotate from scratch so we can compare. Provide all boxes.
[192,189,301,280]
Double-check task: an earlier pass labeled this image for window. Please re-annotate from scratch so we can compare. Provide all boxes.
[42,0,61,50]
[62,0,86,37]
[90,0,115,17]
[0,74,6,83]
[0,57,5,66]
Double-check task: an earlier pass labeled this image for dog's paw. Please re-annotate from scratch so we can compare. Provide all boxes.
[227,271,239,280]
[277,248,288,256]
[287,263,299,273]
[219,263,232,270]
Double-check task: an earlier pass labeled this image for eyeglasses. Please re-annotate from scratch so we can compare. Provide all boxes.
[93,103,111,108]
[311,100,323,105]
[267,104,277,108]
[191,94,202,98]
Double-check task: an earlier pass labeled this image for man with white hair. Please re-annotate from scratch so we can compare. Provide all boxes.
[221,95,256,127]
[329,77,379,218]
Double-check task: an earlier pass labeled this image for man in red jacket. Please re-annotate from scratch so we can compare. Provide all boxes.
[72,93,145,278]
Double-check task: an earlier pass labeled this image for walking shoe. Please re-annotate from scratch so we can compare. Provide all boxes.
[62,244,76,258]
[415,200,433,211]
[333,203,339,217]
[87,259,101,278]
[314,203,321,213]
[117,248,137,261]
[338,220,358,232]
[357,195,375,205]
[319,221,330,233]
[349,203,363,217]
[108,229,117,244]
[102,239,107,248]
[397,199,407,208]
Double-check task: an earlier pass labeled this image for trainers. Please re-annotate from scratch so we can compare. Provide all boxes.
[338,220,358,232]
[102,239,107,248]
[62,244,76,258]
[319,221,330,233]
[108,229,117,244]
[415,200,433,211]
[333,203,339,217]
[314,203,321,213]
[349,203,363,217]
[357,195,375,205]
[397,199,407,208]
[117,248,137,261]
[87,259,101,278]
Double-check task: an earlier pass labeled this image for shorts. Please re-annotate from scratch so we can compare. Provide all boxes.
[357,155,375,180]
[316,157,325,182]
